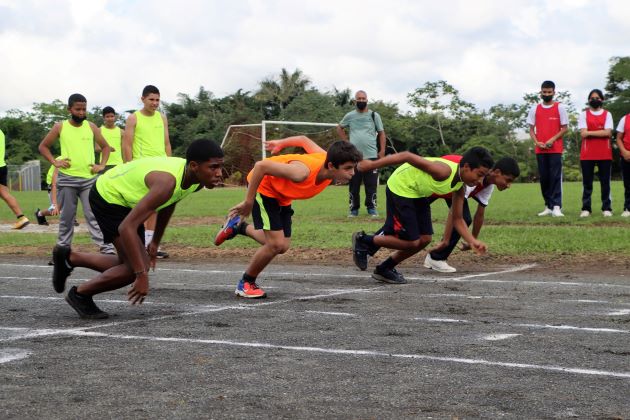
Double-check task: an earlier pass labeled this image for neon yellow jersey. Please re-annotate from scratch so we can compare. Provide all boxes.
[95,157,199,211]
[46,156,62,185]
[132,110,166,159]
[99,126,123,165]
[0,128,5,167]
[59,120,95,179]
[386,158,462,198]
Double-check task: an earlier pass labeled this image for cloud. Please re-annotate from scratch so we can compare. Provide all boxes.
[0,0,628,120]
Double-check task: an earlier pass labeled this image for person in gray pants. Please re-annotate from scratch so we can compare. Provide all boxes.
[38,93,115,254]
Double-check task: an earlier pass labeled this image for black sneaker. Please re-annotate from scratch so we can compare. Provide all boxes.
[156,249,169,259]
[35,209,49,226]
[372,265,407,284]
[52,245,73,293]
[65,286,109,319]
[352,231,369,271]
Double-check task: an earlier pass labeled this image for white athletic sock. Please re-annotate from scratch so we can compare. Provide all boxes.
[145,230,154,245]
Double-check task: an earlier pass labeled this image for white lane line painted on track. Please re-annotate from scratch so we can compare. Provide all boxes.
[414,317,630,334]
[62,331,630,379]
[304,310,356,317]
[607,309,630,316]
[0,287,383,342]
[483,333,521,341]
[0,348,32,364]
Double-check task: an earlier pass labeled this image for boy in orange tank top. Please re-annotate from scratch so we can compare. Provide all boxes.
[215,136,363,298]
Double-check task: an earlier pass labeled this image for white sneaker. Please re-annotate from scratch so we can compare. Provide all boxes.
[551,206,564,217]
[424,254,457,273]
[621,210,630,218]
[579,210,591,218]
[603,210,613,217]
[538,207,552,216]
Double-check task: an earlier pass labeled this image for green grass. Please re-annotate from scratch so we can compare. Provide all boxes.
[1,182,629,256]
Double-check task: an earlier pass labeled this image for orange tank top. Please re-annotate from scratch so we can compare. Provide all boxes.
[247,153,331,206]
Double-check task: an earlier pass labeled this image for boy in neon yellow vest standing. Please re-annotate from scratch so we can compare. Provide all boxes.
[123,85,172,259]
[0,128,30,229]
[52,140,224,319]
[38,93,114,254]
[98,106,124,172]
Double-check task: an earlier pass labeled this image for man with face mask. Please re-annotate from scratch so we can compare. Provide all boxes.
[39,93,114,255]
[526,80,569,217]
[337,90,386,217]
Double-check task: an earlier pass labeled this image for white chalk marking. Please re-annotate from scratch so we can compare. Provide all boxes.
[304,310,356,317]
[0,348,32,364]
[414,317,630,334]
[483,333,521,341]
[606,309,630,316]
[416,317,471,323]
[65,331,630,379]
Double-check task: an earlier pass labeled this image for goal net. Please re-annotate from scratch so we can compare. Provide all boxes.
[220,120,339,186]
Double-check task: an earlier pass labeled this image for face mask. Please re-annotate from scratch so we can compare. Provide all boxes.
[541,94,554,103]
[356,101,367,110]
[589,99,602,109]
[71,114,86,124]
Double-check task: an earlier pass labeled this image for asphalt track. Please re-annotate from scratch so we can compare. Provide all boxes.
[1,256,630,419]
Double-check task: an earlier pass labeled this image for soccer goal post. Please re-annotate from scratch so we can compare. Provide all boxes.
[220,120,339,186]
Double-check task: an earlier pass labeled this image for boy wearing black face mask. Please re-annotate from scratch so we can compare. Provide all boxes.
[39,94,115,255]
[337,90,386,217]
[526,80,569,217]
[578,89,614,217]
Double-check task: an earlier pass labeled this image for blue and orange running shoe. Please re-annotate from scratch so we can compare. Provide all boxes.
[235,279,267,299]
[214,215,241,246]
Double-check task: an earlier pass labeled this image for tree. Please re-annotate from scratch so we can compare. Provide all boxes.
[407,81,476,147]
[255,68,311,119]
[605,56,630,122]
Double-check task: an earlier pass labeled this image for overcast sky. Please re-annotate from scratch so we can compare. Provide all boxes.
[1,0,629,118]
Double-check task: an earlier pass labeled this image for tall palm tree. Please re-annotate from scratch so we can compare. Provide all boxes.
[256,68,311,118]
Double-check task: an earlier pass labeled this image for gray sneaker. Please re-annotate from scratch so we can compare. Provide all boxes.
[65,286,109,319]
[372,266,407,284]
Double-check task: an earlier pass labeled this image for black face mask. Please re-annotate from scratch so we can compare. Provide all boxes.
[71,114,86,124]
[589,99,603,109]
[541,94,554,103]
[356,101,367,110]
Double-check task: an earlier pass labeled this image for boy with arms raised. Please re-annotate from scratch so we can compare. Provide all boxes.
[425,157,520,273]
[352,147,493,284]
[38,93,113,254]
[215,136,362,298]
[53,140,224,319]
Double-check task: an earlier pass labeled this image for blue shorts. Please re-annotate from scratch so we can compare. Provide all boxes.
[382,187,433,241]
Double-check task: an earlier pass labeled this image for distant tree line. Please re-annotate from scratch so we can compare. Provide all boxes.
[2,58,630,182]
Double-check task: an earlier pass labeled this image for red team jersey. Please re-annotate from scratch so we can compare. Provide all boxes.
[534,103,564,154]
[623,114,630,151]
[580,109,612,161]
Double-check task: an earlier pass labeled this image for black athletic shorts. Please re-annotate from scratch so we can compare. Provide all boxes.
[382,186,433,241]
[89,186,145,244]
[251,193,294,238]
[0,166,7,187]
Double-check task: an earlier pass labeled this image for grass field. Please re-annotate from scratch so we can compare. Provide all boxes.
[1,181,629,256]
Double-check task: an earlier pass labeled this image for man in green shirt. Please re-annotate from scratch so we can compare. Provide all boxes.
[0,128,30,229]
[337,90,386,217]
[52,139,224,319]
[98,106,124,172]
